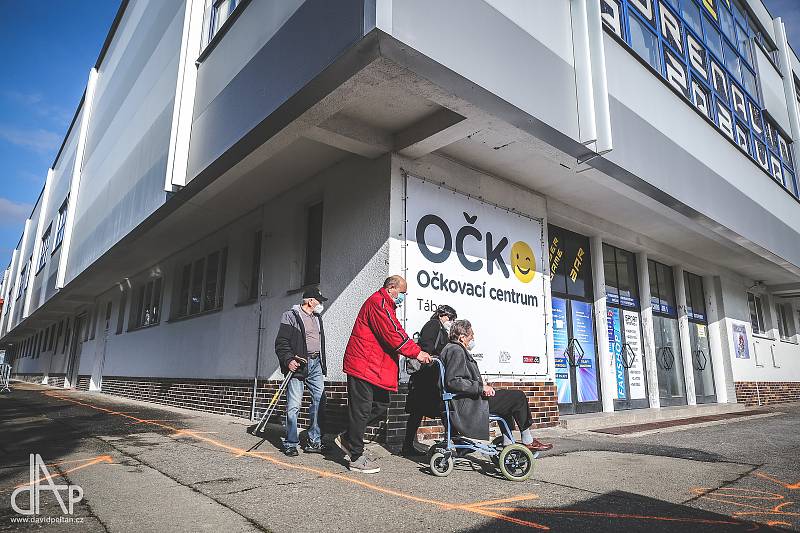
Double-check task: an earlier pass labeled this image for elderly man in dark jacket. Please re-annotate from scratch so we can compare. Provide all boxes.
[439,319,552,452]
[275,287,328,456]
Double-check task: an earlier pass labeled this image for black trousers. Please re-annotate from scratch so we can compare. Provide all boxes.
[404,413,424,447]
[346,374,390,460]
[487,389,533,433]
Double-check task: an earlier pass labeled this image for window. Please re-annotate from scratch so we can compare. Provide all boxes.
[205,0,240,46]
[303,203,323,286]
[549,225,593,300]
[48,324,56,351]
[175,248,228,319]
[132,278,162,329]
[17,257,31,300]
[62,319,71,353]
[54,197,68,249]
[681,0,702,35]
[603,244,640,308]
[117,290,127,334]
[38,226,52,272]
[16,262,28,300]
[629,13,661,71]
[648,260,677,317]
[683,272,707,322]
[747,292,766,335]
[776,303,795,341]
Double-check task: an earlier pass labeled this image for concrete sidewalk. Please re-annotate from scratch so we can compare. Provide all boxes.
[1,382,798,532]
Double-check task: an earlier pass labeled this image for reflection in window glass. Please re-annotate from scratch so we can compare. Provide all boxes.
[741,66,756,97]
[681,0,702,35]
[704,19,724,60]
[724,43,741,82]
[737,26,752,65]
[629,13,661,71]
[719,7,735,41]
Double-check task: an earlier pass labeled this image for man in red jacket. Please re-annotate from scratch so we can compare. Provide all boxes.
[337,275,431,473]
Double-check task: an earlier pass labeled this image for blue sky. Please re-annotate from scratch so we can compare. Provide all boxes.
[0,1,799,275]
[0,1,120,271]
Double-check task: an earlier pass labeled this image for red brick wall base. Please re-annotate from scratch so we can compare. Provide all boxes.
[77,375,91,391]
[11,373,45,384]
[15,374,560,452]
[389,381,560,446]
[735,381,800,406]
[47,374,66,389]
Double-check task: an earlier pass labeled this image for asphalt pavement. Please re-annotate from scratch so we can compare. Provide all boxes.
[1,381,798,532]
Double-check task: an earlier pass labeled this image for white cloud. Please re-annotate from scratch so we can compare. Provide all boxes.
[3,91,72,126]
[0,197,32,227]
[0,126,61,154]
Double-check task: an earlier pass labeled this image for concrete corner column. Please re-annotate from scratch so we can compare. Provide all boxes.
[703,275,732,403]
[636,251,660,408]
[673,266,697,405]
[590,236,614,412]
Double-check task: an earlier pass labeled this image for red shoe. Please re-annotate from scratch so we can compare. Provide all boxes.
[524,439,553,452]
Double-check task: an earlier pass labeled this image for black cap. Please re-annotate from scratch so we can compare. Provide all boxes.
[303,287,328,302]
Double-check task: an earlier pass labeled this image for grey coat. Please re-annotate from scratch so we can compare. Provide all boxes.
[439,342,490,440]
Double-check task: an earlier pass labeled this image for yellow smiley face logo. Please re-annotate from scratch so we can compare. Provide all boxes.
[510,241,535,283]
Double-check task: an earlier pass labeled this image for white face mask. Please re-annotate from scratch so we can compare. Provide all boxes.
[314,304,324,314]
[443,321,452,332]
[467,339,476,351]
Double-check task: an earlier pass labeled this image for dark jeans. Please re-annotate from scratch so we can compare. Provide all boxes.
[345,374,390,460]
[487,389,533,433]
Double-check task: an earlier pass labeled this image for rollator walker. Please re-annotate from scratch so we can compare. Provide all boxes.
[427,358,538,481]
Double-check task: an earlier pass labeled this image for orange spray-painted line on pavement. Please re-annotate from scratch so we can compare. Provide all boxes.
[13,455,114,489]
[41,389,551,530]
[39,388,764,531]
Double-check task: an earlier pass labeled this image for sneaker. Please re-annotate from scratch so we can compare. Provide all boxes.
[334,433,351,460]
[524,439,553,452]
[303,440,324,454]
[348,455,381,474]
[282,445,299,457]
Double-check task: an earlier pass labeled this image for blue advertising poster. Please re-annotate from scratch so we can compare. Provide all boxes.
[571,300,598,402]
[732,323,750,359]
[607,307,625,400]
[552,297,571,403]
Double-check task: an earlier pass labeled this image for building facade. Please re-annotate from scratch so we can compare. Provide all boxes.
[3,0,800,444]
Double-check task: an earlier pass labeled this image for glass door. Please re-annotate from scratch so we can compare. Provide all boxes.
[684,272,716,404]
[604,244,649,410]
[649,260,687,406]
[549,226,601,415]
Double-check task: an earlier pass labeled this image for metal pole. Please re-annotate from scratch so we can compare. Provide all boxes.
[250,206,267,421]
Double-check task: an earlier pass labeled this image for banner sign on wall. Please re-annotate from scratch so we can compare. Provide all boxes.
[608,308,625,399]
[622,310,647,399]
[732,323,750,359]
[571,300,598,402]
[404,177,548,377]
[553,297,571,402]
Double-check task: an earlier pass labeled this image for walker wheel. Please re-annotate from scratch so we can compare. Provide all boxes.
[429,451,454,477]
[498,444,534,481]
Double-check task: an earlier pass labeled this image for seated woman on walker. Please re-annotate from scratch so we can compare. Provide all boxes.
[438,319,553,452]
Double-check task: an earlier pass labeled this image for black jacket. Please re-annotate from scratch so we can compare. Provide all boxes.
[405,319,447,417]
[417,319,448,356]
[274,306,327,380]
[439,342,489,440]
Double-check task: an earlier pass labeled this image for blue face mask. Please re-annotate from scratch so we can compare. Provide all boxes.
[393,292,405,306]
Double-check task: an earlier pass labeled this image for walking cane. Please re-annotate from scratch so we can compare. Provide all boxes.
[254,356,307,435]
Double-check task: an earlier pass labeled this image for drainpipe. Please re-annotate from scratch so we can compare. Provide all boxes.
[250,206,267,421]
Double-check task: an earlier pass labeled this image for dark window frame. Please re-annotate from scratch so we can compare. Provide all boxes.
[174,247,228,320]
